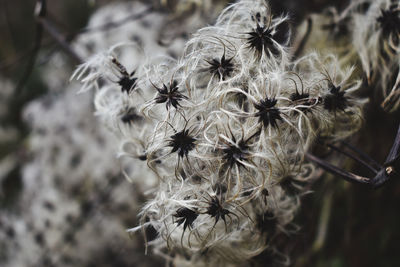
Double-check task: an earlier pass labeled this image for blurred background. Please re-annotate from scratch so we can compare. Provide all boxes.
[0,0,399,266]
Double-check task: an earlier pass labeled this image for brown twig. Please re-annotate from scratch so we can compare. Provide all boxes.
[293,17,312,59]
[306,123,400,188]
[305,153,370,185]
[37,16,83,64]
[14,0,86,97]
[14,0,45,96]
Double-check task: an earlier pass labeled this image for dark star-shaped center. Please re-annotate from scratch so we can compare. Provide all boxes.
[254,97,283,128]
[222,137,250,168]
[377,8,400,37]
[168,129,196,158]
[154,80,188,110]
[174,207,198,232]
[206,196,230,226]
[323,84,347,112]
[206,54,234,80]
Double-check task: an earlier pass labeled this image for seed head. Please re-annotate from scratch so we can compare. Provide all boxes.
[254,97,283,128]
[222,136,250,168]
[377,8,400,38]
[118,74,137,94]
[121,107,143,125]
[246,24,280,56]
[168,129,196,158]
[206,196,230,225]
[154,80,188,110]
[323,84,347,112]
[174,207,198,232]
[206,54,235,80]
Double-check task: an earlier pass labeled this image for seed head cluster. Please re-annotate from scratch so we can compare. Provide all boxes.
[72,0,366,266]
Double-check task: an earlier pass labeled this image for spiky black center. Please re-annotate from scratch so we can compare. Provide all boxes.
[254,97,283,128]
[168,129,196,158]
[206,196,230,225]
[323,85,347,112]
[377,8,400,37]
[118,75,137,94]
[222,137,250,168]
[247,23,287,56]
[112,58,137,94]
[246,24,280,56]
[154,80,188,110]
[174,207,198,232]
[120,108,143,125]
[206,54,234,80]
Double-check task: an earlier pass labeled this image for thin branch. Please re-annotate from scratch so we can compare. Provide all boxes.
[78,6,154,34]
[293,17,312,59]
[308,123,400,188]
[14,0,45,96]
[327,143,379,174]
[305,153,370,185]
[369,123,400,188]
[312,188,333,252]
[340,140,382,170]
[2,0,18,54]
[384,123,400,165]
[38,16,83,64]
[381,67,400,113]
